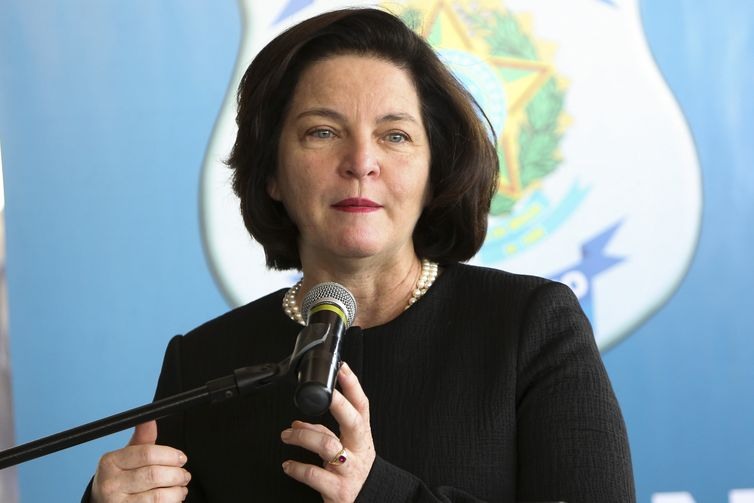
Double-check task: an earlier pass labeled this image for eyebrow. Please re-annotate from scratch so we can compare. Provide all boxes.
[295,108,420,125]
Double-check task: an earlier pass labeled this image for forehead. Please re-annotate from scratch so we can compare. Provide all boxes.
[287,54,421,115]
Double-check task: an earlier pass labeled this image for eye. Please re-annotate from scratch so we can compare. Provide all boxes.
[308,128,335,139]
[385,132,409,143]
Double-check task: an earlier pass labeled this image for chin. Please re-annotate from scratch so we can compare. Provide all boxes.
[332,229,382,251]
[331,237,386,259]
[334,244,383,259]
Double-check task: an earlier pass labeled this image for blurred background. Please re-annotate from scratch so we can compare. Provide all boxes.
[0,1,752,501]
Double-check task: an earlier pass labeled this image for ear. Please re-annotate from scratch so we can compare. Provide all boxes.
[266,177,282,201]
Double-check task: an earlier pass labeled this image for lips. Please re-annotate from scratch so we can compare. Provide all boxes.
[332,198,382,213]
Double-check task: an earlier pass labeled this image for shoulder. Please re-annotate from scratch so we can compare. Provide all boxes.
[183,288,290,341]
[433,263,588,350]
[415,263,583,345]
[440,262,573,308]
[445,262,549,289]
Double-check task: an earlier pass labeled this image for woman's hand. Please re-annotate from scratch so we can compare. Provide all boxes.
[281,362,376,503]
[91,420,191,502]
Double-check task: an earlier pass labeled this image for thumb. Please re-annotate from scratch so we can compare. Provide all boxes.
[127,420,158,446]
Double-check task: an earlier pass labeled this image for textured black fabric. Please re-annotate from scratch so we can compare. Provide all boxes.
[83,263,635,502]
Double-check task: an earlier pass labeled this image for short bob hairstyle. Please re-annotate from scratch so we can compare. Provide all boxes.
[228,7,499,270]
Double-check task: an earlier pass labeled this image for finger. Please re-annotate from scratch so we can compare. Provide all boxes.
[128,420,158,446]
[121,465,191,494]
[329,389,368,449]
[282,460,341,495]
[125,485,189,502]
[337,362,370,417]
[111,444,188,470]
[291,420,336,438]
[281,425,343,462]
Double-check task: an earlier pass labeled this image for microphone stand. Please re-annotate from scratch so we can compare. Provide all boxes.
[0,322,334,470]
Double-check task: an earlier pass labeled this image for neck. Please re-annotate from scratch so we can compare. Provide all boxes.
[297,251,423,328]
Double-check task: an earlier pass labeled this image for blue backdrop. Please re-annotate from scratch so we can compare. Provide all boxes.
[0,1,752,501]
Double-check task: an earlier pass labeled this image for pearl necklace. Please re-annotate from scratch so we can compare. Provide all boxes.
[282,279,305,325]
[282,259,440,325]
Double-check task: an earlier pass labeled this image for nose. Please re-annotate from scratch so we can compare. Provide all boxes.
[338,136,380,179]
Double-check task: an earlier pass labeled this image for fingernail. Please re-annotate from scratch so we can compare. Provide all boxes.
[178,452,187,464]
[281,428,292,440]
[282,460,291,473]
[184,470,191,483]
[340,362,351,375]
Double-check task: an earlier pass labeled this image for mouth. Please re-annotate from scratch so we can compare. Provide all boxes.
[332,198,382,213]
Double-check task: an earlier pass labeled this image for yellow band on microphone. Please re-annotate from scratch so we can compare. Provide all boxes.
[310,303,347,325]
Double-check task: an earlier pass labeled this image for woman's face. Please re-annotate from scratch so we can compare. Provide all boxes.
[270,55,431,267]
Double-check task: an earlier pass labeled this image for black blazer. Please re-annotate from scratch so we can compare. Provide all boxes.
[85,264,635,502]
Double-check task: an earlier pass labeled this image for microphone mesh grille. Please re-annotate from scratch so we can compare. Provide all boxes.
[301,282,357,327]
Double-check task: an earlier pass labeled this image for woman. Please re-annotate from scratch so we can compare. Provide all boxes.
[86,8,635,502]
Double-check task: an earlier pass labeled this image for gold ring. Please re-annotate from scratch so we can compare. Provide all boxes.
[328,447,347,465]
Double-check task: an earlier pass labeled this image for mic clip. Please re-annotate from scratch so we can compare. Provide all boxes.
[286,323,332,374]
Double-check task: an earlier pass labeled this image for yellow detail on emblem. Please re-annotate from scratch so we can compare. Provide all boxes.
[508,201,543,231]
[523,227,546,245]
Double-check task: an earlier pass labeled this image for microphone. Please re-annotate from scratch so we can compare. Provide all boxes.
[293,282,357,416]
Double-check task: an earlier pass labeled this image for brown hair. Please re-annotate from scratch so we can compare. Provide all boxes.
[227,7,499,270]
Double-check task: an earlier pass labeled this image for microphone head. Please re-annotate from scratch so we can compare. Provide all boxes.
[301,282,357,327]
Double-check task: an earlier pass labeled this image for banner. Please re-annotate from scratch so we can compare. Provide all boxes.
[1,1,752,501]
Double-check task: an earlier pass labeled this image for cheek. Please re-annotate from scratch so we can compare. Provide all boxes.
[275,174,321,221]
[402,155,431,208]
[389,180,429,219]
[272,161,301,199]
[406,169,431,209]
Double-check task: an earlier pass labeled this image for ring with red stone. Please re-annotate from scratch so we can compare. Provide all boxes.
[328,447,347,466]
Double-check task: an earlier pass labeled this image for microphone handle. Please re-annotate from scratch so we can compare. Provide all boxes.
[294,309,345,416]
